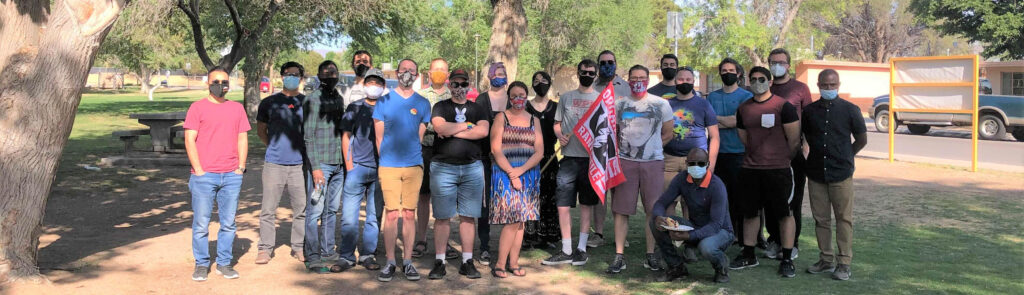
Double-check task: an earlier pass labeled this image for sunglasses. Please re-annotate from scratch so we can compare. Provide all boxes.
[579,71,597,77]
[687,161,708,167]
[599,60,615,65]
[750,76,769,83]
[450,81,470,88]
[210,80,230,85]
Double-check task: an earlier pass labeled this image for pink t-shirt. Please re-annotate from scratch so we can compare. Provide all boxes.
[183,98,251,173]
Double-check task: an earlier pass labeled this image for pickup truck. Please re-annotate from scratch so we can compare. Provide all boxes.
[869,94,1024,141]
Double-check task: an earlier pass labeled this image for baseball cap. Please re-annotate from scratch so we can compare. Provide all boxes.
[450,69,470,80]
[364,68,385,84]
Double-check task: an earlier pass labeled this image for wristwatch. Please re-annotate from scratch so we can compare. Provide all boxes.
[237,166,247,173]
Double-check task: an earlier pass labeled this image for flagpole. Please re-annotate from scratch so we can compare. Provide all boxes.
[540,145,562,173]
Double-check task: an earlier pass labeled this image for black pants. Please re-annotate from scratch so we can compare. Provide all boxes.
[765,154,805,249]
[477,158,492,252]
[715,153,750,242]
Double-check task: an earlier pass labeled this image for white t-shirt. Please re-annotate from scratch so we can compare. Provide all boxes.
[615,93,674,161]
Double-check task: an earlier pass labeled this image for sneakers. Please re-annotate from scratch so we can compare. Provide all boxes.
[807,259,836,274]
[606,254,626,274]
[255,250,271,264]
[306,260,329,274]
[586,233,605,248]
[643,253,663,271]
[832,264,851,281]
[403,263,421,281]
[330,258,355,273]
[291,249,305,262]
[713,267,730,283]
[446,244,460,260]
[458,259,482,279]
[571,248,589,266]
[682,245,699,263]
[541,250,573,265]
[215,264,240,279]
[377,263,396,282]
[191,265,209,281]
[792,247,799,260]
[657,264,689,282]
[728,254,758,270]
[779,259,796,278]
[478,250,491,266]
[428,259,446,280]
[359,256,381,270]
[764,241,779,259]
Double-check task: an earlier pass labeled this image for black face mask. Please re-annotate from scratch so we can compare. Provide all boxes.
[533,83,551,97]
[720,73,738,86]
[578,75,595,87]
[662,68,678,81]
[209,84,227,98]
[675,83,694,95]
[320,77,339,90]
[354,64,369,77]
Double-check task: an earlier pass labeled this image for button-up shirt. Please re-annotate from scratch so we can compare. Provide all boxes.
[417,86,452,147]
[801,98,866,183]
[653,173,733,242]
[303,89,346,168]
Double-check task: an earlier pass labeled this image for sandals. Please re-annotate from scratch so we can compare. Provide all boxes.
[491,268,508,279]
[411,241,428,258]
[506,266,526,277]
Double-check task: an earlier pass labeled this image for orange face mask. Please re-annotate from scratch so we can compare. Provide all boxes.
[429,71,448,85]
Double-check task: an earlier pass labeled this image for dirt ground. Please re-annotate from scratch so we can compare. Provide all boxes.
[4,157,1022,295]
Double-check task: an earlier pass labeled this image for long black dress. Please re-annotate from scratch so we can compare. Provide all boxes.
[524,99,560,247]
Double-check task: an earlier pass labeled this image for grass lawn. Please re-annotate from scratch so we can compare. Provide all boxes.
[51,89,1024,294]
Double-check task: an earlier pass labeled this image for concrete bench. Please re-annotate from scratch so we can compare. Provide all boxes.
[112,129,149,154]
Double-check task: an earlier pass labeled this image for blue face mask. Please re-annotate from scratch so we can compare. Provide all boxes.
[687,165,707,179]
[490,77,507,88]
[283,76,301,90]
[821,89,839,100]
[599,64,616,78]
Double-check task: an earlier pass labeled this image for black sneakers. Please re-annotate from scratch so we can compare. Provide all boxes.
[428,259,446,280]
[541,250,573,265]
[191,265,209,281]
[657,263,690,282]
[403,263,421,281]
[571,248,589,266]
[713,266,730,283]
[478,250,492,266]
[729,253,759,270]
[643,253,663,271]
[606,254,626,274]
[779,259,796,278]
[377,263,396,282]
[458,259,482,279]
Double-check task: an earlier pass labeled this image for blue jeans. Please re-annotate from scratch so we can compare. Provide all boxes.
[339,164,382,262]
[430,161,485,219]
[304,163,344,261]
[189,172,243,266]
[651,216,732,270]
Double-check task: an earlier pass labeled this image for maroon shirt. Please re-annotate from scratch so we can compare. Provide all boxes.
[770,79,812,117]
[736,95,799,169]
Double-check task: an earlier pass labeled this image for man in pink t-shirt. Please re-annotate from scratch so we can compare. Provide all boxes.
[184,67,251,282]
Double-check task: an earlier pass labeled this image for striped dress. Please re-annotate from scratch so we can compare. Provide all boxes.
[490,112,540,225]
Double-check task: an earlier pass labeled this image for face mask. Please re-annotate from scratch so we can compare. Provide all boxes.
[510,96,527,110]
[629,80,648,96]
[320,77,339,90]
[533,83,551,97]
[490,77,508,88]
[365,85,384,99]
[354,64,369,77]
[675,83,694,95]
[398,71,416,87]
[283,76,301,90]
[452,86,468,99]
[687,165,707,179]
[209,84,228,98]
[578,75,595,87]
[821,89,839,100]
[720,73,738,86]
[661,67,678,81]
[429,71,447,85]
[750,81,770,95]
[599,64,616,78]
[770,63,787,78]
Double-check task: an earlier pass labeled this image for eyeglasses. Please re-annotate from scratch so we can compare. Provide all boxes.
[210,80,229,85]
[450,81,470,88]
[687,161,708,167]
[628,78,649,82]
[599,60,615,66]
[579,71,597,77]
[750,76,769,83]
[769,61,789,66]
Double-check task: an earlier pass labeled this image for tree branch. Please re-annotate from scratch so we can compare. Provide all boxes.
[223,0,244,38]
[773,0,804,49]
[177,0,215,69]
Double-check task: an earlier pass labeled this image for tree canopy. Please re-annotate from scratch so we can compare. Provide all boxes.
[910,0,1024,59]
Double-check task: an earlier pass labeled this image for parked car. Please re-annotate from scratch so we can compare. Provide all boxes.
[869,93,1024,141]
[260,76,273,93]
[303,76,320,94]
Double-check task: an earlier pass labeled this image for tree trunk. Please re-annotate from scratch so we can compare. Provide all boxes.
[241,46,278,121]
[0,0,122,283]
[137,64,153,94]
[485,0,527,81]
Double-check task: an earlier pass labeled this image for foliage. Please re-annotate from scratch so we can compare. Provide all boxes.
[909,0,1024,59]
[98,1,193,90]
[817,0,926,63]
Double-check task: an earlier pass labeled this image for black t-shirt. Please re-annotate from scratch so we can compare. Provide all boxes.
[431,99,489,164]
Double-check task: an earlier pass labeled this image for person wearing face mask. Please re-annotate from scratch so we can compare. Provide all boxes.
[254,62,308,266]
[336,68,388,272]
[424,69,490,280]
[800,69,866,281]
[585,50,629,249]
[606,65,675,274]
[524,71,561,249]
[647,54,680,100]
[652,148,734,284]
[470,62,505,266]
[302,60,348,274]
[707,58,754,244]
[730,66,801,278]
[342,50,374,108]
[184,66,250,281]
[764,48,813,262]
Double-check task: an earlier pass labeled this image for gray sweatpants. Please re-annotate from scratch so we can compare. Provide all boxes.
[258,162,307,251]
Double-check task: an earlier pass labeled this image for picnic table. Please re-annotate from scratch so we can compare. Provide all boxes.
[129,112,186,152]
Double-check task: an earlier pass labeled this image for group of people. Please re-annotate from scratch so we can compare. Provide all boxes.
[182,47,867,286]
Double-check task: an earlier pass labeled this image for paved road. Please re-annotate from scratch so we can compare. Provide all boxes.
[858,121,1024,172]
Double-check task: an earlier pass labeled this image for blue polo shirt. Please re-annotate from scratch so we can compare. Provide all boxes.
[372,90,431,167]
[256,93,305,165]
[707,88,753,154]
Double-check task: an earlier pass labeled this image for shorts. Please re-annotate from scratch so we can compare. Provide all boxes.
[420,145,433,194]
[379,166,424,211]
[612,159,665,215]
[738,167,794,219]
[555,157,600,207]
[430,161,485,219]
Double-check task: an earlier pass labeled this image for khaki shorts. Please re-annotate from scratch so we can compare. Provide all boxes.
[663,154,688,190]
[379,166,423,211]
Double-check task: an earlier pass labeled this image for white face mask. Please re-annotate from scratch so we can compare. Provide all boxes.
[770,64,787,78]
[365,85,384,99]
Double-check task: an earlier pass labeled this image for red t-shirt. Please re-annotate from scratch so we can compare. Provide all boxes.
[183,98,251,173]
[736,95,799,169]
[770,79,812,117]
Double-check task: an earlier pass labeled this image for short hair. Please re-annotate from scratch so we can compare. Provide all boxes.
[768,48,791,65]
[577,59,598,71]
[429,58,448,69]
[718,58,740,72]
[532,71,551,84]
[318,60,338,74]
[280,61,304,77]
[818,69,840,80]
[597,50,616,61]
[749,66,772,79]
[207,66,227,76]
[506,81,529,97]
[351,50,372,67]
[398,58,418,72]
[678,66,695,77]
[628,65,649,77]
[660,54,678,66]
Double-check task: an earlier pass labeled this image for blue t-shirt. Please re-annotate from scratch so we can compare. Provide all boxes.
[342,99,378,168]
[372,91,431,167]
[707,88,753,154]
[665,94,718,157]
[256,93,305,165]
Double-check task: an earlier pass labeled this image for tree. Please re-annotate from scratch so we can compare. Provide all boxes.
[485,0,527,81]
[99,3,191,96]
[910,0,1024,59]
[818,0,926,63]
[0,0,124,282]
[176,0,283,73]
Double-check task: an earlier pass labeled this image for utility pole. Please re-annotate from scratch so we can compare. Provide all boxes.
[474,33,481,90]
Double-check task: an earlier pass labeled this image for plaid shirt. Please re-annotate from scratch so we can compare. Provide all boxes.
[417,87,452,147]
[303,89,345,167]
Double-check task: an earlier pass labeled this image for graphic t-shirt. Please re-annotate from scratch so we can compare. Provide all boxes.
[184,98,252,173]
[664,94,718,157]
[707,88,753,154]
[554,89,600,158]
[615,93,674,161]
[341,98,378,168]
[372,91,432,167]
[431,99,488,165]
[647,83,677,100]
[256,93,305,165]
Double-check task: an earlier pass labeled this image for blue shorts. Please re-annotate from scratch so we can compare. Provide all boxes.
[430,161,485,219]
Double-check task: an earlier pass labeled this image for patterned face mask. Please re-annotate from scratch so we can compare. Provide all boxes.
[629,80,648,96]
[510,96,527,110]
